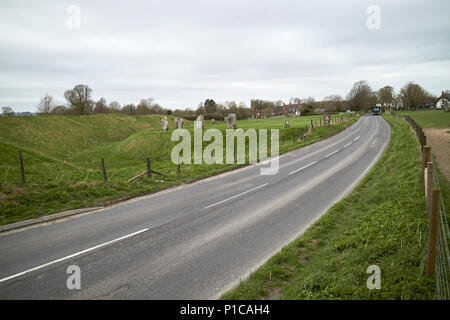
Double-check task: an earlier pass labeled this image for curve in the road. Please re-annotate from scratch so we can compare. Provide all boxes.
[0,115,391,299]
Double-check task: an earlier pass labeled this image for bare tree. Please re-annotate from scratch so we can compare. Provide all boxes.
[37,94,56,114]
[400,81,435,109]
[109,101,121,113]
[377,86,394,110]
[1,106,15,116]
[149,103,165,114]
[64,84,94,115]
[50,105,68,115]
[324,94,344,112]
[346,80,376,112]
[93,97,110,114]
[121,103,136,115]
[136,98,152,115]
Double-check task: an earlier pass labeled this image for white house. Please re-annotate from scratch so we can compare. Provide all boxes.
[436,91,450,111]
[393,96,403,110]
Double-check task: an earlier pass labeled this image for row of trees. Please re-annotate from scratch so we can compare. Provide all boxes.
[244,80,437,118]
[346,80,436,112]
[0,81,439,118]
[37,84,169,116]
[286,81,437,114]
[192,100,250,120]
[35,84,252,119]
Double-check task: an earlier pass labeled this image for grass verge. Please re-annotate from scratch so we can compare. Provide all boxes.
[220,114,435,300]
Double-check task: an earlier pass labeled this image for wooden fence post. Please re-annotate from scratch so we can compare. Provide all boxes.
[426,162,433,217]
[101,158,107,183]
[147,157,152,179]
[426,188,441,276]
[18,150,25,185]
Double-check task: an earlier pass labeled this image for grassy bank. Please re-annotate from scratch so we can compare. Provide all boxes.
[0,113,355,225]
[221,115,435,300]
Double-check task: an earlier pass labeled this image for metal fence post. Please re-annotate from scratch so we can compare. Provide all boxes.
[423,146,430,177]
[101,158,107,183]
[147,157,152,179]
[18,150,25,185]
[426,188,441,276]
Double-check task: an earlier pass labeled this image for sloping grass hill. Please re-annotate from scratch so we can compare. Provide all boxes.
[0,113,355,225]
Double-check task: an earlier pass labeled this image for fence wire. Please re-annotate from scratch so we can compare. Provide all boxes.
[432,154,450,300]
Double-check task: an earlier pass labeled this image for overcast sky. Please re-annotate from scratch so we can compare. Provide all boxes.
[1,0,449,112]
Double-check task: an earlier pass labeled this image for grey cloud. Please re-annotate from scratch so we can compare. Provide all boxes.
[1,0,449,111]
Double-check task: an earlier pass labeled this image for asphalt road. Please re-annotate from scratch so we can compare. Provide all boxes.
[0,115,391,299]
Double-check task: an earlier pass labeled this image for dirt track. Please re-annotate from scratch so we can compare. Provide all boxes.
[424,128,450,180]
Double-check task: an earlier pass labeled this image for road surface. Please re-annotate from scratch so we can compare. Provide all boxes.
[0,115,391,299]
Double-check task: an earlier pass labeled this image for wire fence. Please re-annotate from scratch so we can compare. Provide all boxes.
[432,154,450,300]
[399,114,449,300]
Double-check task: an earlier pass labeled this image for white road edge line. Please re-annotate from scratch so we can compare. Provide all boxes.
[353,135,360,141]
[0,228,149,283]
[343,141,353,148]
[324,150,339,158]
[204,183,269,209]
[288,161,318,175]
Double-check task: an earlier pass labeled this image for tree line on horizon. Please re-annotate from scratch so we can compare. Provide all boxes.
[0,80,441,118]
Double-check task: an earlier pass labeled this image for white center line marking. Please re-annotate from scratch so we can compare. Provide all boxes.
[288,161,318,175]
[0,228,149,283]
[204,183,269,209]
[353,135,360,141]
[324,150,339,158]
[343,141,353,148]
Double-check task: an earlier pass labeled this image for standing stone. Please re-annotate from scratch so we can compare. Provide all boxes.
[211,119,215,124]
[284,120,290,128]
[195,114,204,129]
[174,117,183,129]
[226,113,237,129]
[161,116,169,131]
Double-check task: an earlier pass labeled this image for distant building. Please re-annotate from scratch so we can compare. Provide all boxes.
[280,102,301,117]
[393,96,403,110]
[15,112,34,116]
[253,102,302,118]
[436,91,450,111]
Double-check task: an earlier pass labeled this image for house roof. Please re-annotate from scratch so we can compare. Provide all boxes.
[438,91,450,100]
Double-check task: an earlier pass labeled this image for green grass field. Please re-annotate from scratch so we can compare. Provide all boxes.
[398,110,450,128]
[221,115,435,300]
[0,112,355,225]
